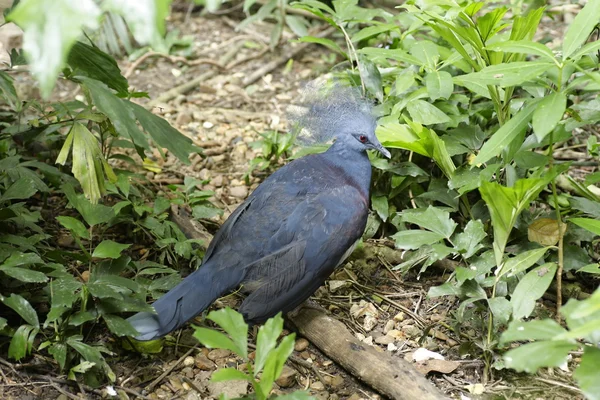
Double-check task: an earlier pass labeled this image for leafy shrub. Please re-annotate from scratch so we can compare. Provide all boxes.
[194,307,313,400]
[294,0,600,391]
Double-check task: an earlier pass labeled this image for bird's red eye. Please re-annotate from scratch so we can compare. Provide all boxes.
[359,135,367,143]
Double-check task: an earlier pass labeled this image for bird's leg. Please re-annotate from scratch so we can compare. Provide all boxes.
[287,298,327,319]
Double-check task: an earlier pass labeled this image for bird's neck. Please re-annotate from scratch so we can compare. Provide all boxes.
[324,140,372,197]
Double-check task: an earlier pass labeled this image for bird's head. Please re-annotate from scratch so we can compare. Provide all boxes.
[288,83,390,159]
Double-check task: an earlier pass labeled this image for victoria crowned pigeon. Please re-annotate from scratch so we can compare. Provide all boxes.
[128,85,391,340]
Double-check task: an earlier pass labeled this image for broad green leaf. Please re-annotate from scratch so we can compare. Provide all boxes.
[128,102,196,165]
[570,40,600,61]
[402,206,457,238]
[285,15,308,37]
[193,327,241,355]
[102,0,170,52]
[207,308,248,359]
[410,40,439,69]
[488,296,512,325]
[1,252,43,268]
[298,36,346,57]
[0,294,39,327]
[192,205,223,220]
[49,342,68,370]
[62,183,115,226]
[0,177,37,202]
[254,313,284,376]
[376,122,430,157]
[67,41,128,95]
[68,339,115,381]
[7,0,101,97]
[504,341,577,373]
[371,195,388,222]
[103,314,139,337]
[406,100,450,125]
[487,40,557,63]
[574,347,600,400]
[56,215,90,239]
[211,367,250,382]
[562,0,600,59]
[357,47,421,65]
[425,70,453,101]
[391,230,445,250]
[0,70,21,111]
[555,318,600,341]
[351,24,397,42]
[358,57,383,102]
[92,240,131,259]
[258,333,295,398]
[532,92,567,141]
[570,217,600,236]
[511,263,557,320]
[473,99,539,165]
[499,247,550,279]
[454,219,486,258]
[79,77,149,151]
[501,319,567,344]
[0,266,47,283]
[456,62,553,88]
[8,325,37,361]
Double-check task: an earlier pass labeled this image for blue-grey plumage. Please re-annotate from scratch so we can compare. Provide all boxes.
[128,87,390,341]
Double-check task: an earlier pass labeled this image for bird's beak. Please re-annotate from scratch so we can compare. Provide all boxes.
[375,143,391,159]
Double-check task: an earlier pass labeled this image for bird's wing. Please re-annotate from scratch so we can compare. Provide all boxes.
[239,186,367,323]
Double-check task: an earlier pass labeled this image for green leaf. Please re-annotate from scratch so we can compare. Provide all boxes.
[193,327,241,356]
[410,40,439,69]
[79,77,149,151]
[67,41,128,95]
[128,102,196,165]
[254,313,284,376]
[532,92,567,141]
[570,217,600,236]
[487,40,557,63]
[1,252,43,268]
[511,263,557,320]
[358,57,383,102]
[474,99,539,165]
[103,314,139,337]
[504,341,577,373]
[562,0,600,59]
[62,183,115,226]
[455,62,553,88]
[0,177,37,202]
[211,367,250,382]
[0,70,21,111]
[297,36,346,57]
[499,247,550,279]
[425,70,453,101]
[488,296,512,325]
[501,319,567,344]
[7,0,101,97]
[574,347,600,400]
[0,266,47,283]
[371,195,388,222]
[192,205,223,220]
[391,230,445,250]
[258,333,295,398]
[402,206,457,238]
[285,15,308,37]
[570,39,600,61]
[406,100,450,125]
[454,219,486,258]
[8,325,37,361]
[56,216,90,239]
[102,0,169,52]
[351,24,397,42]
[49,342,68,370]
[207,308,248,359]
[0,294,39,327]
[92,240,131,259]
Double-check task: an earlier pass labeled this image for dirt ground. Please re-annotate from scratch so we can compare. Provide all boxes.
[0,7,587,400]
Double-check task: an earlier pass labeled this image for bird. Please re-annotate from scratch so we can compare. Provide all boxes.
[127,85,391,341]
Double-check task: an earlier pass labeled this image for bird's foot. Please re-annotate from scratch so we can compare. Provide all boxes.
[287,298,326,319]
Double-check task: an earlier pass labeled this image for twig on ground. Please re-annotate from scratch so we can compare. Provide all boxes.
[144,346,198,393]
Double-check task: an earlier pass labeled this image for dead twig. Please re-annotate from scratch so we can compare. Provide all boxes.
[145,345,198,393]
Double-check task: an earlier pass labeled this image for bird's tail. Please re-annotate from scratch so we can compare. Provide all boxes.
[127,266,234,341]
